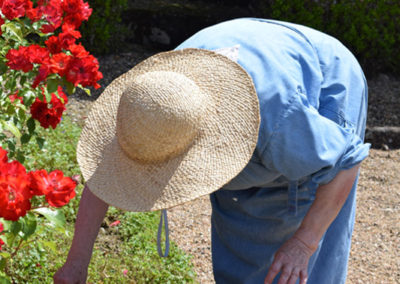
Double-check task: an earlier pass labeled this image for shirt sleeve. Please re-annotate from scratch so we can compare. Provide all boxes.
[261,88,370,185]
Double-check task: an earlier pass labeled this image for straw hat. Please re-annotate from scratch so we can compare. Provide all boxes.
[77,48,260,212]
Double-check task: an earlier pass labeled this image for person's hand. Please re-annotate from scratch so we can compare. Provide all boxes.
[53,260,88,284]
[264,236,315,284]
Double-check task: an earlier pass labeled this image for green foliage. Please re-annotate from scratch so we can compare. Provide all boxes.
[5,211,196,283]
[265,0,325,31]
[254,0,400,76]
[88,208,196,283]
[22,116,81,175]
[80,0,130,55]
[0,213,68,283]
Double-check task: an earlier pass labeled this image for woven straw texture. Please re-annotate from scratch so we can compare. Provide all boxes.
[77,48,260,212]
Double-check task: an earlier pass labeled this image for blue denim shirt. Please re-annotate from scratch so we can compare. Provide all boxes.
[176,18,370,191]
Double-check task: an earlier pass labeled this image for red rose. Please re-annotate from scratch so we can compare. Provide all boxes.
[0,147,8,164]
[29,169,51,196]
[45,36,62,54]
[63,14,82,30]
[65,50,102,89]
[0,180,32,221]
[62,0,91,29]
[6,46,33,72]
[43,170,76,207]
[68,43,90,58]
[1,0,29,20]
[27,44,50,64]
[58,24,81,50]
[61,0,82,14]
[38,0,63,33]
[30,86,68,129]
[49,53,72,76]
[6,44,51,76]
[0,160,32,221]
[26,0,42,22]
[1,160,29,178]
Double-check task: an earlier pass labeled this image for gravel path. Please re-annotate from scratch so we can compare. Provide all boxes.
[66,50,400,284]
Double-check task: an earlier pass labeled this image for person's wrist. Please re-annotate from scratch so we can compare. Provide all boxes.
[66,248,92,268]
[292,227,320,253]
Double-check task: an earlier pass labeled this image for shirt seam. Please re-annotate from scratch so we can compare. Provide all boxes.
[318,105,356,128]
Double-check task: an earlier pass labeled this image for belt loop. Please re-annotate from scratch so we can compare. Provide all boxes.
[288,180,298,216]
[157,209,170,257]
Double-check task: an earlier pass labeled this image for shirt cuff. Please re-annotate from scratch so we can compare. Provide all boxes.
[311,134,370,185]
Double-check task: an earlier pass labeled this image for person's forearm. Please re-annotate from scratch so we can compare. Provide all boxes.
[293,164,361,252]
[66,184,109,266]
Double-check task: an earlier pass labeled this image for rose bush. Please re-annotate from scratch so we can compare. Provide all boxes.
[0,0,101,282]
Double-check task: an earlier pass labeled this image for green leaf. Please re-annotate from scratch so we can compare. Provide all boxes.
[17,108,26,121]
[37,90,44,102]
[38,240,57,254]
[4,77,16,93]
[10,220,22,235]
[27,117,36,134]
[0,40,11,57]
[19,75,27,86]
[15,150,25,164]
[65,81,76,96]
[36,137,45,149]
[22,89,36,107]
[78,84,91,96]
[43,87,52,103]
[6,139,16,152]
[2,233,16,247]
[0,120,21,139]
[20,214,37,240]
[5,103,15,116]
[3,22,24,42]
[46,78,59,94]
[20,133,31,144]
[0,61,7,76]
[33,208,66,229]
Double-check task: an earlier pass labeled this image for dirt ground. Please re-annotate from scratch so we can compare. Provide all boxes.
[167,149,400,284]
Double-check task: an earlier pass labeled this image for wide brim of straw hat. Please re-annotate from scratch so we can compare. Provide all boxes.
[77,48,260,212]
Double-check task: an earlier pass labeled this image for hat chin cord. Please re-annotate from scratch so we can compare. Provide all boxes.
[157,209,170,257]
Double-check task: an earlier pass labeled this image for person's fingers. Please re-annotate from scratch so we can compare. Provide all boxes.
[277,265,292,284]
[287,267,301,284]
[264,254,283,284]
[299,269,308,284]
